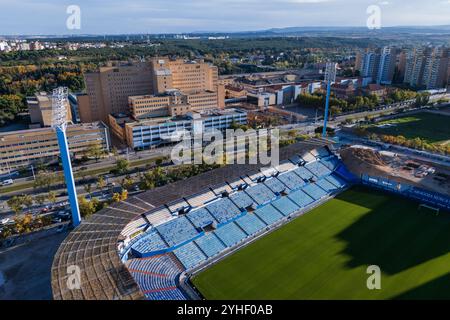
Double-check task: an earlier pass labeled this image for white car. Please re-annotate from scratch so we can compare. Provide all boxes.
[1,218,14,225]
[1,179,13,186]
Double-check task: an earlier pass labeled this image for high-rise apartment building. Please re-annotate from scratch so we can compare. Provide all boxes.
[404,47,449,89]
[356,47,396,85]
[78,58,225,124]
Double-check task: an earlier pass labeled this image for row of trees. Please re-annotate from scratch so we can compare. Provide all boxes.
[371,134,450,155]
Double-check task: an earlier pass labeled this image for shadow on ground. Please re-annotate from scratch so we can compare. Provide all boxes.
[394,273,450,300]
[335,187,450,276]
[0,231,68,300]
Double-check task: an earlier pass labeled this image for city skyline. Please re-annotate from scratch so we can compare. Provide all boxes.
[2,0,450,35]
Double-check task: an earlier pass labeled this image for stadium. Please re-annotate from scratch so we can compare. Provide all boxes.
[51,140,450,300]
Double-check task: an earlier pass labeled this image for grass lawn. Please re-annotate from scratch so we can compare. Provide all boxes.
[366,112,450,145]
[191,187,450,300]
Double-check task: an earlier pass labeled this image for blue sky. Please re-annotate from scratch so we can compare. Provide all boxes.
[1,0,450,35]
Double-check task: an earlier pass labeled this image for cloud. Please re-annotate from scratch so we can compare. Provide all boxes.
[0,0,450,34]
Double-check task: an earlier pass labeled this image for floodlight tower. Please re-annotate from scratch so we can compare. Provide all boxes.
[322,62,337,137]
[52,87,81,227]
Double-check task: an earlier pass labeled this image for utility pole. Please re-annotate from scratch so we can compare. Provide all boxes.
[322,62,337,138]
[52,87,81,227]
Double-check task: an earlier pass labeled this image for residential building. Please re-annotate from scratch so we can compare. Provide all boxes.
[356,47,396,85]
[404,47,449,89]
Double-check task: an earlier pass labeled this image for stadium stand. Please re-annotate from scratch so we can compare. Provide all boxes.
[167,199,191,214]
[294,166,315,180]
[271,196,300,216]
[316,178,340,193]
[211,183,233,196]
[254,205,284,225]
[300,152,316,163]
[325,174,346,189]
[287,189,315,208]
[275,160,298,173]
[173,241,207,269]
[131,229,168,257]
[261,167,278,177]
[235,213,267,235]
[264,177,287,194]
[214,222,247,247]
[305,161,332,178]
[302,183,328,200]
[121,217,148,239]
[156,216,200,247]
[194,233,226,258]
[185,190,216,208]
[186,207,217,229]
[205,198,242,224]
[229,191,255,209]
[244,183,277,205]
[144,207,173,226]
[320,157,339,171]
[277,171,306,191]
[127,255,186,300]
[228,178,248,190]
[51,140,339,301]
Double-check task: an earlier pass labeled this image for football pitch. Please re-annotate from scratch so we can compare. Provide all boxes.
[191,187,450,300]
[366,112,450,145]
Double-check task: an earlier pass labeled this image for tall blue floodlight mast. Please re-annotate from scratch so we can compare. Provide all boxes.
[52,87,81,227]
[322,62,337,137]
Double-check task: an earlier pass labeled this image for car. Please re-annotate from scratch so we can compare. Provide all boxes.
[1,179,14,186]
[52,217,62,224]
[1,218,14,226]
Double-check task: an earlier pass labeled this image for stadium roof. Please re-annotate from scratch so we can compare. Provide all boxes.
[51,138,331,300]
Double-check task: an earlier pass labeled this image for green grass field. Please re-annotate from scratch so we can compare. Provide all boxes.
[191,187,450,300]
[367,112,450,145]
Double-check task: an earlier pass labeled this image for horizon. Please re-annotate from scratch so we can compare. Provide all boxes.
[2,0,450,35]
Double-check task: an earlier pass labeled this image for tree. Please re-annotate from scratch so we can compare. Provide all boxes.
[78,196,100,218]
[97,176,106,192]
[120,176,134,191]
[34,171,57,191]
[7,194,33,215]
[84,183,93,199]
[34,194,47,206]
[47,191,57,205]
[85,143,105,162]
[111,192,121,203]
[115,159,129,174]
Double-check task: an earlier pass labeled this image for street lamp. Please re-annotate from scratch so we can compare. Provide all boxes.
[52,87,81,227]
[322,62,337,137]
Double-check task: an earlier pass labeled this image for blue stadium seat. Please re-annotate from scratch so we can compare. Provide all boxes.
[131,229,168,256]
[294,166,315,180]
[229,191,255,209]
[277,171,306,191]
[305,161,332,178]
[244,183,276,205]
[156,216,199,247]
[214,222,247,247]
[127,254,186,300]
[194,233,226,258]
[264,177,287,194]
[316,178,339,193]
[186,207,217,229]
[287,189,315,208]
[302,183,328,200]
[235,213,267,235]
[173,241,207,269]
[325,174,346,188]
[254,205,284,225]
[205,198,242,224]
[271,196,300,216]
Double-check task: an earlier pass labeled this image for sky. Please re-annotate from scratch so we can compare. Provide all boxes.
[1,0,450,35]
